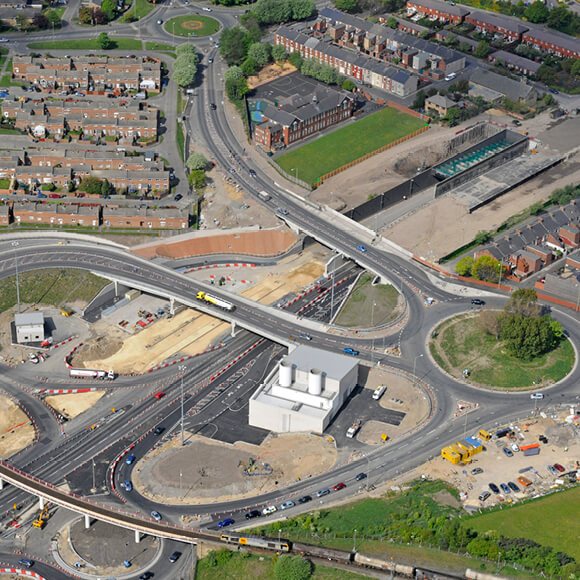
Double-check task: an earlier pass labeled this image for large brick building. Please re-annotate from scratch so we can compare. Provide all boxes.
[521,28,580,60]
[254,87,353,149]
[406,0,469,24]
[465,10,528,42]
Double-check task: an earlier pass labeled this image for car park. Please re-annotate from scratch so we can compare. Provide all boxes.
[554,463,565,472]
[500,483,511,494]
[316,488,330,498]
[343,347,359,356]
[502,447,513,457]
[124,480,133,492]
[530,393,544,399]
[218,518,235,527]
[262,505,277,515]
[507,481,520,492]
[298,495,312,504]
[489,483,500,494]
[355,472,367,481]
[471,298,485,305]
[169,551,181,563]
[151,510,162,521]
[280,500,295,510]
[478,491,491,501]
[471,467,483,475]
[357,244,367,252]
[333,482,346,491]
[245,510,261,519]
[126,454,136,465]
[547,465,558,476]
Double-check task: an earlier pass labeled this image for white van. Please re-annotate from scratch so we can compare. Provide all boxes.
[445,72,456,81]
[373,384,387,400]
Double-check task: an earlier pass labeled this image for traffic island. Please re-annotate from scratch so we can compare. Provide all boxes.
[164,15,220,38]
[54,517,161,577]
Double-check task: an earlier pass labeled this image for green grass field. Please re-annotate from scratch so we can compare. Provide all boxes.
[0,269,109,313]
[275,107,425,186]
[334,273,399,328]
[121,0,155,21]
[164,15,220,38]
[28,38,143,50]
[431,314,574,388]
[145,42,174,53]
[468,487,580,561]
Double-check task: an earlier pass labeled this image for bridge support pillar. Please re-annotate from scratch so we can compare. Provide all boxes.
[38,497,45,509]
[169,297,175,315]
[84,514,91,529]
[231,321,236,337]
[114,280,118,296]
[135,530,141,544]
[0,478,3,490]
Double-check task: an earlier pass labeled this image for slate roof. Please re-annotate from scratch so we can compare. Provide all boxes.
[469,68,536,101]
[408,0,469,18]
[489,50,541,73]
[523,27,580,54]
[467,10,529,34]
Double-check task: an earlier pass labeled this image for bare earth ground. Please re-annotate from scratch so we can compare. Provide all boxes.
[247,62,297,90]
[133,433,337,506]
[44,392,105,420]
[0,397,35,459]
[71,249,328,373]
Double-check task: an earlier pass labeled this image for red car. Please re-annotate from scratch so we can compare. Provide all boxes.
[333,483,346,491]
[154,392,165,400]
[553,463,565,473]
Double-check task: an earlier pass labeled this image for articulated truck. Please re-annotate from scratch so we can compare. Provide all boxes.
[69,368,115,380]
[196,291,235,311]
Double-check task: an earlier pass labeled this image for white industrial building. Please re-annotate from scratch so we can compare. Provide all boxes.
[14,312,45,344]
[248,345,359,434]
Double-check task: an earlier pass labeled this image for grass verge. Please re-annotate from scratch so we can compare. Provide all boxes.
[145,42,174,52]
[176,120,185,164]
[430,314,574,388]
[0,268,109,313]
[122,0,155,20]
[28,38,143,50]
[275,108,425,186]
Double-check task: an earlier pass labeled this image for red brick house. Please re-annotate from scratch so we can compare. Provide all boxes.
[466,11,528,42]
[102,206,189,229]
[559,223,580,247]
[406,0,469,24]
[522,28,580,60]
[12,202,100,226]
[511,250,541,277]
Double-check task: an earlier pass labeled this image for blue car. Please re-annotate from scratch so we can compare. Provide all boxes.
[218,518,235,528]
[357,244,367,252]
[125,454,136,465]
[343,347,359,356]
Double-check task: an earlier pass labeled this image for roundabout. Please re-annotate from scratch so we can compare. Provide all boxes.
[164,15,221,37]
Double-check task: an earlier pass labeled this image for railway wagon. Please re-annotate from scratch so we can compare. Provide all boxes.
[293,542,354,564]
[353,552,414,576]
[220,533,290,552]
[465,569,512,580]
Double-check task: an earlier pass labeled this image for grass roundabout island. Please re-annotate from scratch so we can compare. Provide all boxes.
[429,305,574,390]
[164,14,220,38]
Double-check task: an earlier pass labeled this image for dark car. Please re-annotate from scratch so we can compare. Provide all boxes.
[502,447,513,457]
[124,480,133,492]
[507,481,520,492]
[18,559,33,568]
[210,103,217,110]
[471,467,483,475]
[249,169,257,177]
[298,495,312,504]
[333,482,346,491]
[549,87,559,94]
[512,119,521,126]
[218,518,235,527]
[245,510,261,519]
[174,194,183,201]
[500,483,511,494]
[355,472,367,481]
[471,298,485,305]
[489,483,500,494]
[169,551,181,563]
[139,573,153,580]
[478,491,491,501]
[153,426,164,436]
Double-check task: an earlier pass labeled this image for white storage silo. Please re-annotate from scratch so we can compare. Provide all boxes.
[308,368,322,395]
[279,359,293,387]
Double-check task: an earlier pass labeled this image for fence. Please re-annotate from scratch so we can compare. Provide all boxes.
[314,125,429,187]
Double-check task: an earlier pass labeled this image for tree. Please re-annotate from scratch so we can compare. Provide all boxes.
[91,8,108,25]
[101,179,114,196]
[386,16,398,29]
[445,32,458,46]
[78,6,92,24]
[288,51,303,69]
[176,43,198,57]
[225,76,249,101]
[240,13,262,43]
[248,42,271,67]
[224,65,245,82]
[445,107,462,127]
[186,152,208,171]
[570,59,580,77]
[80,176,104,194]
[241,57,258,76]
[101,0,116,20]
[173,61,197,87]
[450,78,469,93]
[501,314,556,360]
[455,256,474,276]
[97,32,115,50]
[529,201,544,215]
[45,9,62,28]
[253,0,291,24]
[335,0,358,12]
[505,289,542,318]
[478,310,502,339]
[32,13,50,29]
[274,554,313,580]
[412,89,426,110]
[474,230,491,245]
[342,79,356,91]
[471,255,501,282]
[458,41,472,53]
[219,27,250,65]
[475,40,490,58]
[547,5,572,31]
[525,1,549,23]
[175,53,199,71]
[189,169,207,189]
[290,0,315,20]
[272,44,287,62]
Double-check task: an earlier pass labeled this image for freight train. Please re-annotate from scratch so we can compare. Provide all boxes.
[217,533,510,580]
[196,291,235,311]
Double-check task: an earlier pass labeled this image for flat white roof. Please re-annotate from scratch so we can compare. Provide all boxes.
[286,345,358,380]
[15,312,44,326]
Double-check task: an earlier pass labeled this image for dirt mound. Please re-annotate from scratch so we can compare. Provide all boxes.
[72,336,123,366]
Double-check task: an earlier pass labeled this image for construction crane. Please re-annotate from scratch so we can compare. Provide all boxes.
[32,505,50,529]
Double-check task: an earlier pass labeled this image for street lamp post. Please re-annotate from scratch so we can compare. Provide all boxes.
[576,283,580,313]
[11,241,20,314]
[179,365,186,445]
[497,261,503,289]
[413,354,423,386]
[353,529,357,552]
[290,167,298,182]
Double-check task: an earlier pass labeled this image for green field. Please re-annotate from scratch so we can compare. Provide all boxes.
[122,0,155,21]
[145,42,174,53]
[28,38,143,50]
[197,550,377,580]
[430,314,574,388]
[468,487,580,561]
[334,273,399,328]
[164,15,220,38]
[0,268,109,313]
[275,107,425,186]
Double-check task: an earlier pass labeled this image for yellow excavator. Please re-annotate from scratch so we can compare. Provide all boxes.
[32,505,50,529]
